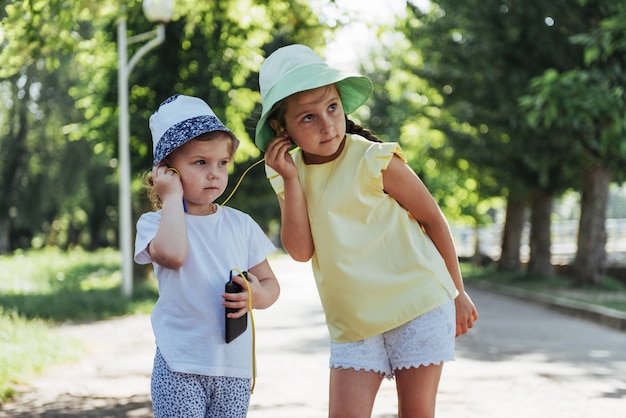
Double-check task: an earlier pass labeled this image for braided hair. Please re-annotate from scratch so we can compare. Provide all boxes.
[346,117,382,143]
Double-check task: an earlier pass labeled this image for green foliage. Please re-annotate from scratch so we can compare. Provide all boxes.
[513,0,626,282]
[407,0,586,199]
[0,0,329,252]
[0,308,84,402]
[0,247,155,402]
[521,1,626,176]
[347,27,490,225]
[0,310,84,396]
[462,262,626,313]
[0,1,121,251]
[0,247,158,321]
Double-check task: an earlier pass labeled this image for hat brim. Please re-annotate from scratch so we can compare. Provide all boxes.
[153,115,239,166]
[254,65,373,152]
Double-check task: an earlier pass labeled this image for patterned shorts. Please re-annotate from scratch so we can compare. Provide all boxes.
[151,348,251,418]
[330,297,456,378]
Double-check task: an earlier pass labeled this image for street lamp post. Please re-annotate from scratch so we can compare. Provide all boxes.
[118,0,173,297]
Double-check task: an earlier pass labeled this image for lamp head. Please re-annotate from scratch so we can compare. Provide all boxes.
[142,0,174,23]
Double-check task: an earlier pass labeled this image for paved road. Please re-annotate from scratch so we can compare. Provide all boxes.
[250,257,626,418]
[2,256,625,417]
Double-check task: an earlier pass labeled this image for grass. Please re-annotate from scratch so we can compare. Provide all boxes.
[0,309,84,401]
[461,262,626,313]
[0,247,158,402]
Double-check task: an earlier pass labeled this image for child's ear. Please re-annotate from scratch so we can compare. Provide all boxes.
[269,119,284,134]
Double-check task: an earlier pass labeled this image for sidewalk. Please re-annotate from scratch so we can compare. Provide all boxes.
[251,257,626,417]
[0,314,154,417]
[468,280,626,332]
[1,255,625,417]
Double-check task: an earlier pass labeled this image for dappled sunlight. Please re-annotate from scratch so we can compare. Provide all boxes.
[0,248,157,322]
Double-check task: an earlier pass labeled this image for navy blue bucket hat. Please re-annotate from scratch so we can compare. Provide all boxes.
[149,94,239,166]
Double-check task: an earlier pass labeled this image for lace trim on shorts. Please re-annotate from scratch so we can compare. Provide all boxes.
[329,298,455,379]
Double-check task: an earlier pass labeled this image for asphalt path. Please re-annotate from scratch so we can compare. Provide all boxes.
[1,255,625,417]
[250,257,626,418]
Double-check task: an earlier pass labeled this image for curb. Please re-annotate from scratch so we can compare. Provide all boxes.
[467,281,626,332]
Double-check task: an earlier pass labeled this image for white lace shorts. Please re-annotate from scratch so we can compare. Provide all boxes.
[329,298,456,378]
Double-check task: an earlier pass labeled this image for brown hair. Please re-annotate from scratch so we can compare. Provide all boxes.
[143,132,237,210]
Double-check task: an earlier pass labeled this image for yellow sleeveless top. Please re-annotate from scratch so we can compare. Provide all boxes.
[267,135,457,342]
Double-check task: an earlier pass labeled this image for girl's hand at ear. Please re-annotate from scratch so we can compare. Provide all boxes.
[152,164,184,203]
[265,134,298,180]
[148,164,188,269]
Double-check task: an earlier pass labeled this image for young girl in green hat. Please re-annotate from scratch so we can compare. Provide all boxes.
[255,44,478,417]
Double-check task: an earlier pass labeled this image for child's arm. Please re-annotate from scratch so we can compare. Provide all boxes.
[382,155,478,336]
[265,135,314,261]
[222,260,281,317]
[148,165,189,269]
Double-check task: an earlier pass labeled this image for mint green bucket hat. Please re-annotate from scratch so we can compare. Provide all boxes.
[254,44,373,152]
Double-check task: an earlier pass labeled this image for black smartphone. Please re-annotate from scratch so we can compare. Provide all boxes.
[224,271,248,343]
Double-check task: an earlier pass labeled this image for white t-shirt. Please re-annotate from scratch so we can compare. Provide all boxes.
[134,204,275,378]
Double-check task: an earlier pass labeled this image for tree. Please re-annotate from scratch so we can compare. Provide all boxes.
[0,0,328,254]
[521,0,626,284]
[402,0,591,276]
[349,12,503,262]
[0,0,134,251]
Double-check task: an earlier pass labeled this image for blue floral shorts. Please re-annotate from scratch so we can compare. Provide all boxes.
[151,348,251,418]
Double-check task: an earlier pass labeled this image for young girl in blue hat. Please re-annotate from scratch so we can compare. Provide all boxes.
[135,94,280,418]
[256,44,478,417]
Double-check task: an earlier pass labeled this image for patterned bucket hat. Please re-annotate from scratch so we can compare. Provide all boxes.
[149,94,239,166]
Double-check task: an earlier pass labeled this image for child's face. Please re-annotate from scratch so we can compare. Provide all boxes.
[168,134,232,214]
[283,85,346,163]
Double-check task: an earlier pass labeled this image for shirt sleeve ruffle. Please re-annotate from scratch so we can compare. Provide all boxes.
[265,140,406,197]
[365,141,406,189]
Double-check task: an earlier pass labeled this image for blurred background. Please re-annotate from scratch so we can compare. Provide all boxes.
[2,0,626,407]
[2,0,626,284]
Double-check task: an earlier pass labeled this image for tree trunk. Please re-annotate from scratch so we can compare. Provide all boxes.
[574,165,610,285]
[471,222,482,266]
[498,194,528,272]
[0,219,9,254]
[527,189,554,277]
[1,73,30,253]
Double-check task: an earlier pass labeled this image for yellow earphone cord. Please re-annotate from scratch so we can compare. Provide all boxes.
[220,145,300,207]
[222,159,268,393]
[230,268,257,393]
[219,158,266,207]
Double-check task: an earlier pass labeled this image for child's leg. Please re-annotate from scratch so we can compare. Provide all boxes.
[151,348,206,418]
[329,368,383,418]
[395,363,443,418]
[205,376,251,418]
[329,334,391,417]
[386,297,456,418]
[151,349,251,418]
